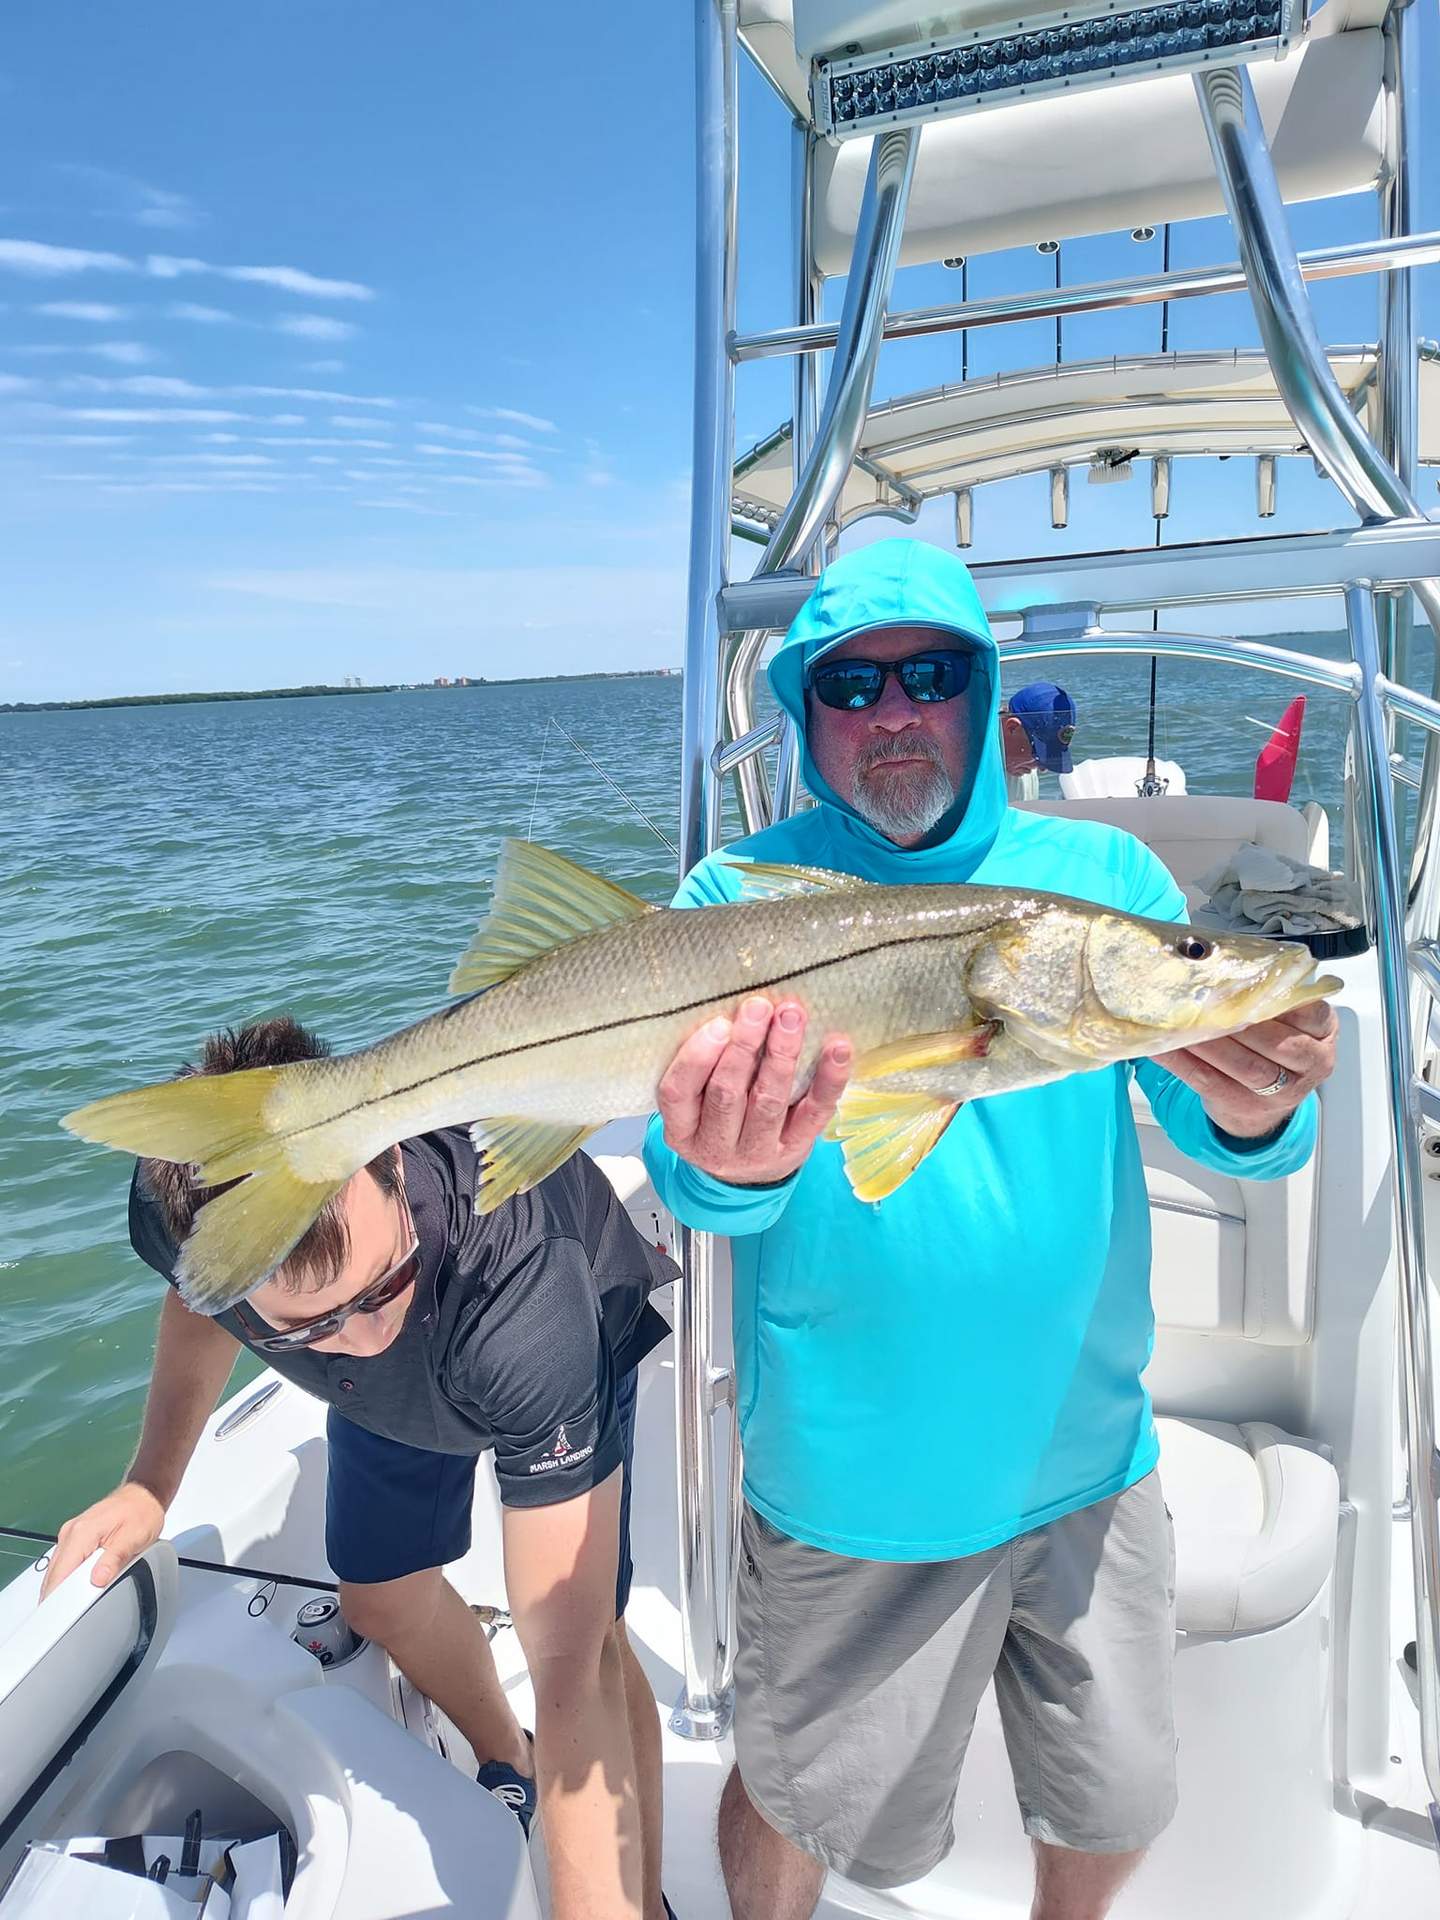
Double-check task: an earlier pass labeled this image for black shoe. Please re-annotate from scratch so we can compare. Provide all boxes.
[477,1731,536,1838]
[662,1898,679,1919]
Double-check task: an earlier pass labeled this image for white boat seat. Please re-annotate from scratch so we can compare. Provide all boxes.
[1016,791,1330,908]
[739,2,1386,269]
[1157,1416,1339,1633]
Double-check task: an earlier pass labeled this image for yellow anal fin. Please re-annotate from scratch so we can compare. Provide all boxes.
[828,1086,961,1204]
[450,840,655,995]
[472,1116,596,1213]
[723,858,871,901]
[850,1022,1000,1082]
[175,1164,348,1316]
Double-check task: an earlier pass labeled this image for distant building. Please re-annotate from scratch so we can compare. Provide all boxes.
[456,675,471,687]
[434,676,450,688]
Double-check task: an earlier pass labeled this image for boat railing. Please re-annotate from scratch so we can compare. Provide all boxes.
[677,0,1440,1839]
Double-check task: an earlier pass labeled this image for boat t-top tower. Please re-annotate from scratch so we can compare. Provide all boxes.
[676,0,1440,1909]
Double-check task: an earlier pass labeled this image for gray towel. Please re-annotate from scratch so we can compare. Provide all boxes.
[1194,841,1362,938]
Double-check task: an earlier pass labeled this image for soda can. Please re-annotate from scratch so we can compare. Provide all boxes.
[292,1595,359,1666]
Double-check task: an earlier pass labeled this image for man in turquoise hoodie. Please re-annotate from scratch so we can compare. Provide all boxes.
[643,539,1336,1920]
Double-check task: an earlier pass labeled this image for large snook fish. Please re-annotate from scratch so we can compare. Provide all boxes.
[62,838,1340,1313]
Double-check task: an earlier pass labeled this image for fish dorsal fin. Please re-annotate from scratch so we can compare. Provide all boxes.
[827,1085,961,1204]
[724,858,871,901]
[450,840,654,994]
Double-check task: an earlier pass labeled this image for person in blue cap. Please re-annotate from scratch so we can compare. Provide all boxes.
[1003,679,1077,779]
[643,539,1337,1920]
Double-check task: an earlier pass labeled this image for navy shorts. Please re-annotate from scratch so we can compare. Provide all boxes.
[325,1366,640,1617]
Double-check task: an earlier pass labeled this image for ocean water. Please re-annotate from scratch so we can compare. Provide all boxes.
[0,643,1371,1579]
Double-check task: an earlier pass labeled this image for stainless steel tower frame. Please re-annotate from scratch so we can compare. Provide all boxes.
[676,4,1440,1804]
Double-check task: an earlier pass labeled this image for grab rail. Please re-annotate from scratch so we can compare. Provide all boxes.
[1345,586,1440,1836]
[721,123,917,836]
[732,231,1440,362]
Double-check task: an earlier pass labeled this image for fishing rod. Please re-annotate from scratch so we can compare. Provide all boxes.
[0,1523,337,1595]
[528,715,680,858]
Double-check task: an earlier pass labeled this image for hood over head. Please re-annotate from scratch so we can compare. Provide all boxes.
[766,537,1007,878]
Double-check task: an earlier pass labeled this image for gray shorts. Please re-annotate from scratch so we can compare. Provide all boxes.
[733,1470,1177,1888]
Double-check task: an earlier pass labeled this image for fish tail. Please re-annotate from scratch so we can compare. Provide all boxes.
[62,1065,290,1181]
[63,1063,354,1314]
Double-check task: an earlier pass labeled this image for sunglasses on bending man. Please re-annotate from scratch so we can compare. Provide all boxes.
[234,1186,420,1353]
[807,647,976,713]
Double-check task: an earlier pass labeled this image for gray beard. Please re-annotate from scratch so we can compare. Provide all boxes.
[850,738,956,842]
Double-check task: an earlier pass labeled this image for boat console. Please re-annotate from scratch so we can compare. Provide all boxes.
[0,1544,541,1920]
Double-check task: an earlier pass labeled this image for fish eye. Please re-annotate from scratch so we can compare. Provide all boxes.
[1175,934,1213,962]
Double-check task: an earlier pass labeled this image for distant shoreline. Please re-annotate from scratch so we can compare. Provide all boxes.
[0,668,680,715]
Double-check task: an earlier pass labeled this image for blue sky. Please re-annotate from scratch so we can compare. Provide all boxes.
[0,2,1435,700]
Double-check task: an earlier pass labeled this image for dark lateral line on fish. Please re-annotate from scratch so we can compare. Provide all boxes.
[283,924,980,1142]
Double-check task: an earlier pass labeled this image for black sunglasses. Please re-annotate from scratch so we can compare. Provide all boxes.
[808,648,976,712]
[235,1191,420,1353]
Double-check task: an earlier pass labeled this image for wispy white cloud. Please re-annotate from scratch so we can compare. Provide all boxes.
[240,386,392,407]
[54,374,394,408]
[207,262,373,301]
[11,431,133,445]
[36,300,129,322]
[276,314,357,341]
[354,498,455,517]
[222,263,373,300]
[167,301,236,324]
[0,239,375,301]
[59,165,205,232]
[489,432,535,451]
[415,442,534,463]
[329,412,390,428]
[302,358,345,373]
[0,374,37,393]
[0,239,134,277]
[467,405,558,433]
[583,437,616,488]
[416,421,484,441]
[50,407,253,423]
[157,453,275,467]
[255,435,393,449]
[17,340,155,365]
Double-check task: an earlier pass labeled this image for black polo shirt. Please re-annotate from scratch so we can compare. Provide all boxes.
[129,1129,676,1507]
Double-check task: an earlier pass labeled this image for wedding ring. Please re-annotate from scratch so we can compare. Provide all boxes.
[1254,1067,1291,1098]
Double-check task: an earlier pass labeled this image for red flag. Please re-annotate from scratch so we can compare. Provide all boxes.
[1253,694,1306,802]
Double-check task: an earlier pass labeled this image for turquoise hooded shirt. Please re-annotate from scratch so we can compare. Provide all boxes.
[644,539,1316,1560]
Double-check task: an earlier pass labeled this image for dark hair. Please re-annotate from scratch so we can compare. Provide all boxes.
[138,1015,400,1294]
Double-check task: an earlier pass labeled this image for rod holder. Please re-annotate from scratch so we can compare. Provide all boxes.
[955,486,974,548]
[1049,466,1069,529]
[1257,453,1278,518]
[1151,455,1171,520]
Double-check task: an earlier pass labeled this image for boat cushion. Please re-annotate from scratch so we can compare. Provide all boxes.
[1017,792,1329,907]
[1157,1415,1339,1632]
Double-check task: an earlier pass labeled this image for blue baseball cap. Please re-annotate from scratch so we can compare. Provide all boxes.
[1008,681,1077,773]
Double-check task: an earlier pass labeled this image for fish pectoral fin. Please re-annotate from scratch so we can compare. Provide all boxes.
[850,1022,1000,1081]
[827,1086,961,1205]
[450,840,655,994]
[722,858,871,901]
[471,1116,596,1213]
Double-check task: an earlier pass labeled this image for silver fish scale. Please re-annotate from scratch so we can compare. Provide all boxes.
[285,886,1054,1169]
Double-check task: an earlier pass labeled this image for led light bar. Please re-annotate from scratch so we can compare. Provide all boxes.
[813,0,1306,139]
